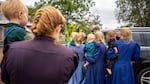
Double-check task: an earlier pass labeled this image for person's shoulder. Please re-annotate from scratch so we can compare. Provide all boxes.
[59,45,77,58]
[86,42,94,46]
[80,44,85,47]
[93,41,105,49]
[115,39,121,42]
[58,44,75,54]
[10,30,26,38]
[8,25,26,36]
[130,40,137,43]
[129,40,140,46]
[94,41,103,45]
[12,27,26,33]
[8,23,25,30]
[93,42,106,50]
[9,40,31,49]
[115,39,124,45]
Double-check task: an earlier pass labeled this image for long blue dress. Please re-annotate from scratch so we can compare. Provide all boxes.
[68,44,86,84]
[106,39,140,84]
[84,42,106,84]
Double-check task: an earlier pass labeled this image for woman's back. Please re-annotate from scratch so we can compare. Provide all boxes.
[109,27,141,84]
[1,36,78,84]
[69,44,85,61]
[115,39,140,63]
[68,44,86,84]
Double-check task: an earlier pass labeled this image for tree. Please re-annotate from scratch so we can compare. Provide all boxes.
[87,8,102,29]
[115,0,150,27]
[29,0,95,24]
[28,0,103,43]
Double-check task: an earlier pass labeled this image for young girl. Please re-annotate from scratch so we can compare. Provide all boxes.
[68,32,86,84]
[69,32,78,46]
[84,31,106,84]
[106,30,118,75]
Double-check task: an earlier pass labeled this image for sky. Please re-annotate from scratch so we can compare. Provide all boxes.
[91,0,126,29]
[92,0,120,29]
[1,0,124,29]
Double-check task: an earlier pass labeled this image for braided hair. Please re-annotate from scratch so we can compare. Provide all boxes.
[31,6,65,37]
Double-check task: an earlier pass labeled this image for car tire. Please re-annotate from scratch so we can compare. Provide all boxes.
[136,67,150,84]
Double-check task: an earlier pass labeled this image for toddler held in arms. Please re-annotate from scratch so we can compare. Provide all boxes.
[84,33,96,69]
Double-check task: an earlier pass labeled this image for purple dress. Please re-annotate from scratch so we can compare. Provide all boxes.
[1,36,78,84]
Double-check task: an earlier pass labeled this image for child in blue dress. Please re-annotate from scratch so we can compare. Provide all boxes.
[69,32,78,46]
[68,32,86,84]
[106,31,118,75]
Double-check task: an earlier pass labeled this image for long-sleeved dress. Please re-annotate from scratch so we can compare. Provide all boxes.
[68,44,86,84]
[84,42,106,84]
[1,36,78,84]
[106,39,140,84]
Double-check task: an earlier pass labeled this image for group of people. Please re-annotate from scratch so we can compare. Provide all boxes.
[0,0,140,84]
[68,30,106,84]
[67,27,140,84]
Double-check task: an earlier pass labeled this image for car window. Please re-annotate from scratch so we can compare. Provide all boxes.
[140,47,150,59]
[132,32,150,46]
[132,31,150,59]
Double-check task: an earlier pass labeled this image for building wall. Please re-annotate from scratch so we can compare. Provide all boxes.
[0,26,3,64]
[0,1,5,64]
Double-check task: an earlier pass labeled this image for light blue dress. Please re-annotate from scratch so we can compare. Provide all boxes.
[68,44,86,84]
[106,39,140,84]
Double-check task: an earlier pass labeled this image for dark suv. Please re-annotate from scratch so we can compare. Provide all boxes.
[131,27,150,84]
